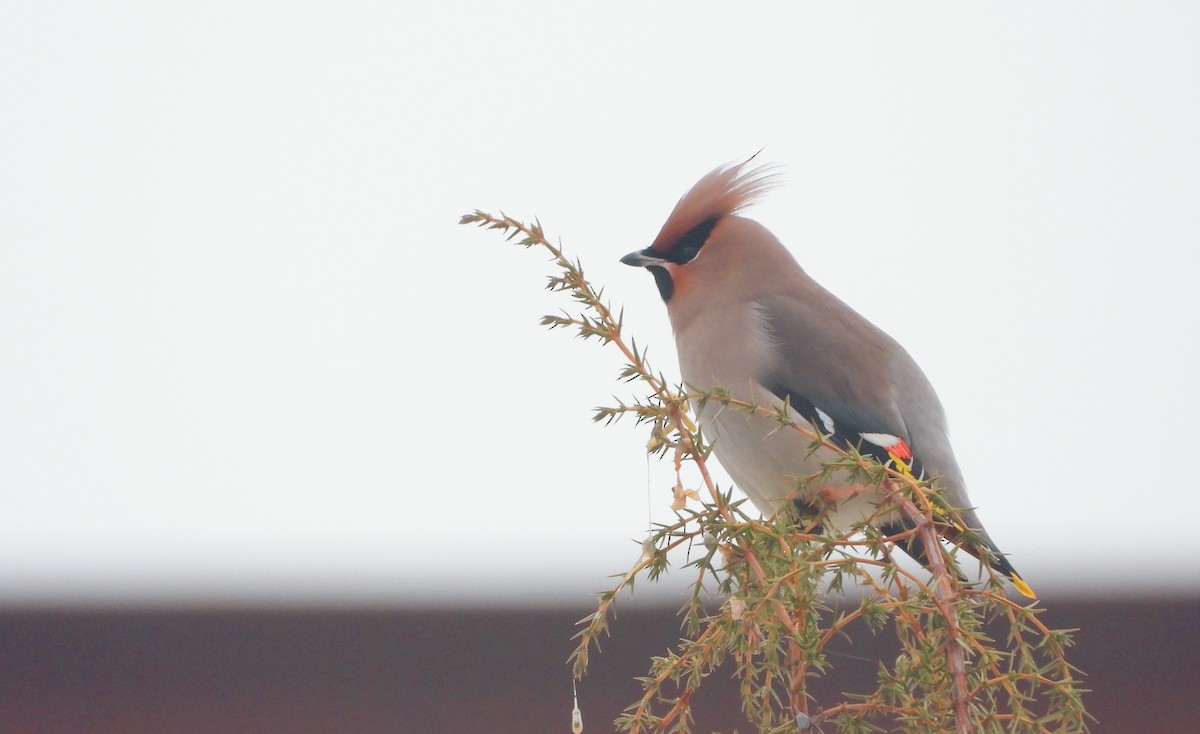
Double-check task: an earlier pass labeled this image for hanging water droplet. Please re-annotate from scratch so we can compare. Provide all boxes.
[571,679,583,733]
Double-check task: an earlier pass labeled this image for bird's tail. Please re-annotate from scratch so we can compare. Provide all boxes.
[883,520,1037,600]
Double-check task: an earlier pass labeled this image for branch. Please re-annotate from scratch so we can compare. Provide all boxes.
[462,208,1090,734]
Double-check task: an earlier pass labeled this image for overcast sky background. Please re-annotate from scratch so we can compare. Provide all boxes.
[2,2,1198,606]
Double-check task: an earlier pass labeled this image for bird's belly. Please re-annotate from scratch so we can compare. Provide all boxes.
[697,387,887,529]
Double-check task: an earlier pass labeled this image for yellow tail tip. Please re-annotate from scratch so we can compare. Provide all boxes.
[1010,574,1037,599]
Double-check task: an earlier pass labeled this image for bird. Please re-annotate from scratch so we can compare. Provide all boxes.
[620,159,1035,599]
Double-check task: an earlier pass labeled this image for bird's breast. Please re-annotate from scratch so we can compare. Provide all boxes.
[671,301,776,393]
[672,302,803,514]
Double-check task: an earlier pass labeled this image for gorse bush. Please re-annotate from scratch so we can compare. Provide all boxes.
[462,211,1089,734]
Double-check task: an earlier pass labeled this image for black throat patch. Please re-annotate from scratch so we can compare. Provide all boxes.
[648,265,673,302]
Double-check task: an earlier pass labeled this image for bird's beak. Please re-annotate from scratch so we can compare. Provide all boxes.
[620,247,667,268]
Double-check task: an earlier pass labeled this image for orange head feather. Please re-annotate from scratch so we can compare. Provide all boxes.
[650,159,782,253]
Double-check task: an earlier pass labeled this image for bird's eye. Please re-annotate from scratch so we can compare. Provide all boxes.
[680,246,698,262]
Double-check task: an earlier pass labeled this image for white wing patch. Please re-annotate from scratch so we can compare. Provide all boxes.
[814,406,836,435]
[860,432,903,450]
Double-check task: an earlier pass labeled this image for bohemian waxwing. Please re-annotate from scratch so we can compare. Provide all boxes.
[621,160,1034,599]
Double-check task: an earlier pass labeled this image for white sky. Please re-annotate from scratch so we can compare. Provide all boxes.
[2,2,1198,606]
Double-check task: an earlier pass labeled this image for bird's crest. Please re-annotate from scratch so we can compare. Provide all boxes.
[650,158,782,253]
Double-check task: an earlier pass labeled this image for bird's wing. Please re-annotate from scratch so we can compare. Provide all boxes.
[754,292,918,470]
[756,293,1037,598]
